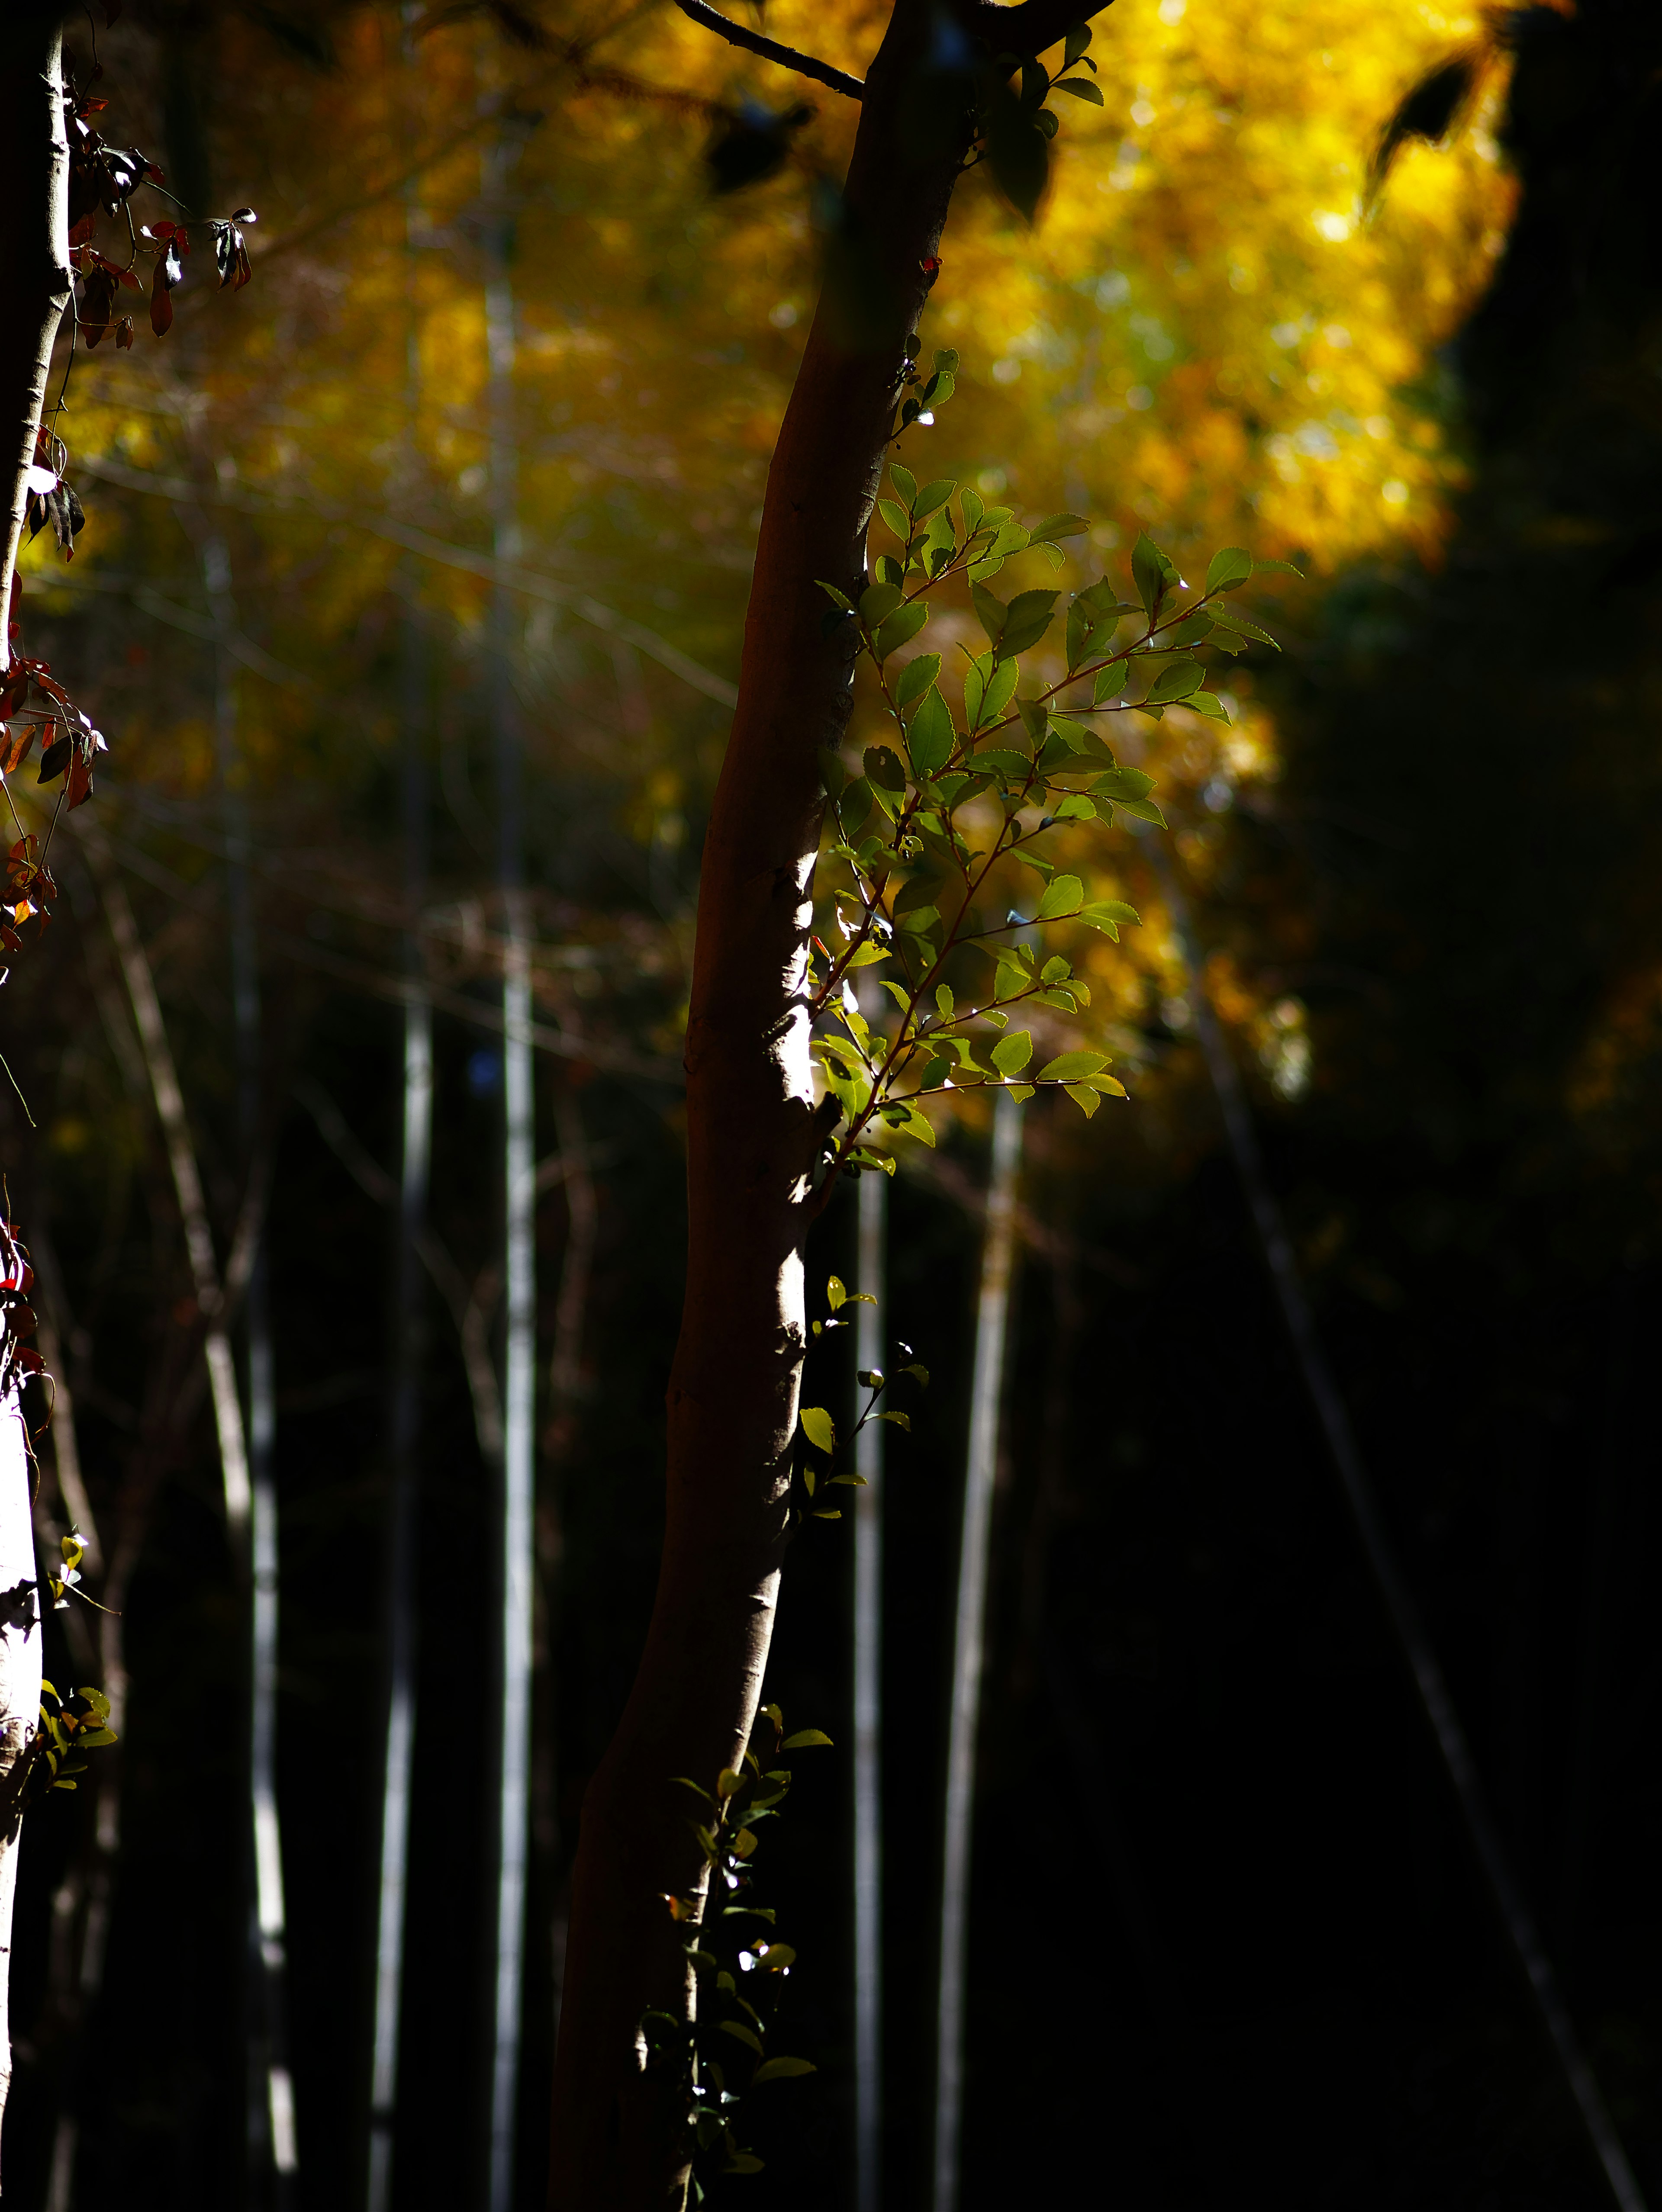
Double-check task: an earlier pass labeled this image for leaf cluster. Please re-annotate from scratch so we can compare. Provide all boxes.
[644,1706,832,2185]
[809,434,1292,1189]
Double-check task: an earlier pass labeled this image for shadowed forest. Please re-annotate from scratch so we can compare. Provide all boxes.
[0,1,1658,2208]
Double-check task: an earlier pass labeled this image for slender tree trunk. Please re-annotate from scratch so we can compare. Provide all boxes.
[0,1381,43,2177]
[0,9,68,2152]
[548,19,959,2196]
[548,10,1100,2202]
[368,580,431,2212]
[0,5,70,672]
[484,115,536,2212]
[852,1170,886,2212]
[934,1090,1021,2212]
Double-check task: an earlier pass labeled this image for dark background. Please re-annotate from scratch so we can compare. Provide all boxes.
[3,0,1662,2207]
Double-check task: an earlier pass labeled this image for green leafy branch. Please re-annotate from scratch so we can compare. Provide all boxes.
[645,1707,834,2188]
[808,446,1295,1193]
[0,1681,118,1841]
[794,1273,928,1525]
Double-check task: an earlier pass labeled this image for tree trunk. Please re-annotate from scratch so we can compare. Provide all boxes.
[0,5,70,671]
[547,7,1099,2202]
[0,1386,43,2177]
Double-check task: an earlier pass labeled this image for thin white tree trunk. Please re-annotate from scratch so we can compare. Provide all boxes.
[484,116,535,2212]
[368,569,431,2212]
[853,1169,886,2212]
[0,1378,43,2175]
[88,849,252,1537]
[933,1091,1023,2212]
[205,536,297,2193]
[0,14,70,674]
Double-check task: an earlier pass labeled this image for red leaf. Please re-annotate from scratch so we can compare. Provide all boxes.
[149,262,172,335]
[66,752,93,810]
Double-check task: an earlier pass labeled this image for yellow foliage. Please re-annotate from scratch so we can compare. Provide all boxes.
[22,0,1517,1086]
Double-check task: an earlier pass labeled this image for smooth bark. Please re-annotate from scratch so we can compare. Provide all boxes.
[0,4,70,673]
[0,1387,43,2177]
[548,6,1098,2203]
[933,1090,1021,2212]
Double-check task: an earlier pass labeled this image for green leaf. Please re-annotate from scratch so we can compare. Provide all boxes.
[873,603,929,661]
[1093,664,1127,705]
[752,2057,817,2083]
[970,656,1020,729]
[921,370,956,409]
[970,582,1006,649]
[876,498,912,543]
[1063,20,1093,64]
[892,1100,936,1145]
[1209,609,1280,648]
[1131,530,1179,615]
[859,580,902,627]
[991,1030,1034,1075]
[1093,766,1156,799]
[864,744,907,791]
[889,461,918,507]
[971,748,1034,779]
[1190,691,1230,722]
[895,651,941,709]
[816,745,846,798]
[1205,545,1253,593]
[1029,512,1089,546]
[1081,898,1140,926]
[847,940,888,968]
[915,478,956,519]
[1252,556,1305,579]
[720,2021,765,2056]
[826,1275,847,1310]
[907,686,956,775]
[933,347,960,373]
[1034,872,1084,920]
[1145,658,1203,704]
[779,1729,832,1749]
[998,589,1060,659]
[1116,796,1168,826]
[1065,1082,1102,1116]
[1038,1049,1111,1080]
[817,580,853,612]
[800,1407,836,1453]
[1052,75,1105,104]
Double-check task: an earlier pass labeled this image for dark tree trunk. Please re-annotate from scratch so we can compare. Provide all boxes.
[547,6,1097,2203]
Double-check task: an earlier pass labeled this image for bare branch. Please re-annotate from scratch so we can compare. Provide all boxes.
[672,0,863,99]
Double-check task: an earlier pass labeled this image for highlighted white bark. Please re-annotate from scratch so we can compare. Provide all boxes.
[485,117,535,2212]
[0,1389,42,2167]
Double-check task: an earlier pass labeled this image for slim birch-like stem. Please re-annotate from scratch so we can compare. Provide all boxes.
[1151,839,1647,2212]
[933,1090,1023,2212]
[86,843,252,1540]
[485,110,535,2212]
[369,50,435,2190]
[853,1168,886,2212]
[206,533,298,2198]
